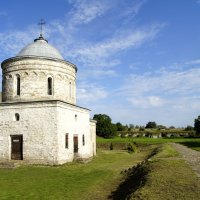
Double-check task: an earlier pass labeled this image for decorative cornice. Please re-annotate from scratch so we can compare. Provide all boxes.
[1,56,78,72]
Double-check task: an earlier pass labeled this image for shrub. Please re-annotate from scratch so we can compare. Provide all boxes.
[127,142,137,153]
[110,142,114,150]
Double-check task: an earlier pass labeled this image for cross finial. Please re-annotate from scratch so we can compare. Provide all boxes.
[38,19,46,37]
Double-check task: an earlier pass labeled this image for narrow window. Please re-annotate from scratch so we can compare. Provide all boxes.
[65,134,69,148]
[82,134,85,146]
[15,113,20,121]
[48,77,52,95]
[17,75,20,96]
[69,82,72,98]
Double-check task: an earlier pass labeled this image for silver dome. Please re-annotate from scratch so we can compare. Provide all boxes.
[17,36,64,60]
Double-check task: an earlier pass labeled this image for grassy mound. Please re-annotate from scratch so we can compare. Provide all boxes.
[130,144,200,200]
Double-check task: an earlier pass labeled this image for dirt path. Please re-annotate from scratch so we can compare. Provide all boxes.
[171,143,200,178]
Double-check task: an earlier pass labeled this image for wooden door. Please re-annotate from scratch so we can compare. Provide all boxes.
[73,136,78,153]
[11,135,23,160]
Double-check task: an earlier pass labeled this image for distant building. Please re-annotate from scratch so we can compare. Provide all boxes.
[0,33,96,165]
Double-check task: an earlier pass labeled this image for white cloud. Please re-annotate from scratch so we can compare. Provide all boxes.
[66,0,110,37]
[116,67,200,111]
[68,0,108,27]
[49,0,160,69]
[77,82,108,103]
[185,59,200,65]
[127,96,164,108]
[71,24,163,67]
[0,0,108,59]
[125,68,200,96]
[0,25,38,59]
[120,0,146,19]
[78,69,117,80]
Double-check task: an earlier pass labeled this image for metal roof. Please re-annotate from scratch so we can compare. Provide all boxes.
[17,36,64,60]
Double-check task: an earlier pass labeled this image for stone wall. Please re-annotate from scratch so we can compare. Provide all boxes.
[90,120,97,156]
[56,103,94,164]
[0,101,58,164]
[0,100,96,165]
[1,57,76,104]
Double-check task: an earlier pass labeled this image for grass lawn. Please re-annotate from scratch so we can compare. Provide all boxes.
[97,136,200,151]
[0,148,152,200]
[131,144,200,200]
[0,139,200,199]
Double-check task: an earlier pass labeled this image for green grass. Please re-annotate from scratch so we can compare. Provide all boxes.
[0,139,200,199]
[0,149,152,200]
[97,136,200,144]
[180,141,200,151]
[97,136,200,151]
[153,143,180,159]
[131,144,200,200]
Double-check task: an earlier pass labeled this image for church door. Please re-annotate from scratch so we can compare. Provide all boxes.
[73,136,78,153]
[11,135,23,160]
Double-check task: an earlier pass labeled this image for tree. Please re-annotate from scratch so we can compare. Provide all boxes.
[139,126,145,131]
[185,125,194,131]
[135,125,140,129]
[169,126,175,129]
[116,122,125,131]
[157,125,166,130]
[93,114,117,138]
[194,116,200,136]
[145,121,157,129]
[129,124,135,129]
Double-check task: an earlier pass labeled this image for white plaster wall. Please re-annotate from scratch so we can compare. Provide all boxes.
[0,101,58,164]
[2,58,76,104]
[0,101,96,165]
[90,120,97,156]
[56,103,93,164]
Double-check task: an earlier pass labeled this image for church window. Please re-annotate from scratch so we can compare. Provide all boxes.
[82,134,85,146]
[16,75,20,96]
[15,113,20,121]
[69,81,72,98]
[65,134,69,148]
[48,77,53,95]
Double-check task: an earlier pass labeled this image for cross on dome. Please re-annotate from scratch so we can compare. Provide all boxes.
[38,19,46,37]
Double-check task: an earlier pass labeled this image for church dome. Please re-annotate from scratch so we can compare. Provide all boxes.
[17,36,64,60]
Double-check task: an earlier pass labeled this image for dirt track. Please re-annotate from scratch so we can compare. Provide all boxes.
[171,143,200,178]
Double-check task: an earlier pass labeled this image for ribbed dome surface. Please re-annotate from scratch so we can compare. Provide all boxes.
[17,36,64,60]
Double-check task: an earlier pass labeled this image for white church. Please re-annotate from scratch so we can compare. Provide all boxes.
[0,31,96,165]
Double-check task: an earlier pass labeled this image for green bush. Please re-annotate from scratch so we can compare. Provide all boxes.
[127,142,137,153]
[110,142,114,150]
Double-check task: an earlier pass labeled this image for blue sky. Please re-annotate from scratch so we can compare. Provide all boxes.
[0,0,200,127]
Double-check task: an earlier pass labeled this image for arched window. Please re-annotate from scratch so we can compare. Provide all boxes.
[16,75,20,96]
[48,77,53,95]
[82,134,85,146]
[15,113,20,121]
[69,81,72,98]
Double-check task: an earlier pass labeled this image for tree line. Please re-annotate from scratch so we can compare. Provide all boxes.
[93,114,200,138]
